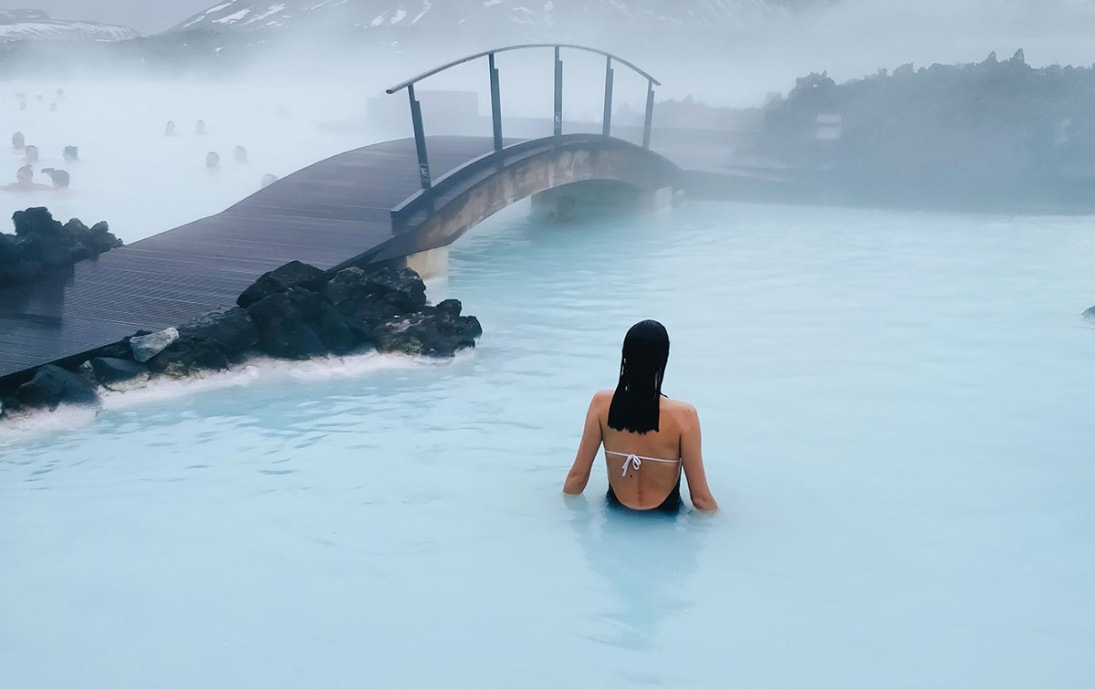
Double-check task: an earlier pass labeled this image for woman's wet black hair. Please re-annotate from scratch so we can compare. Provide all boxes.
[607,320,670,434]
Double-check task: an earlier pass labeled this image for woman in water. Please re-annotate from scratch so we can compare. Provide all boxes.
[563,320,718,512]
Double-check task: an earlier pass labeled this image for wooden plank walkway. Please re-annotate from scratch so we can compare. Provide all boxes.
[0,136,503,381]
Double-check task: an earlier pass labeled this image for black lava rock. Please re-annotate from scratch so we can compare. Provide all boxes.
[11,260,485,414]
[257,319,329,360]
[86,357,149,391]
[345,296,402,328]
[325,265,426,312]
[435,299,463,317]
[364,266,428,311]
[16,364,101,411]
[0,208,121,288]
[237,260,327,308]
[11,207,58,239]
[372,303,483,358]
[1,259,42,286]
[314,302,359,354]
[245,287,338,359]
[0,233,18,263]
[246,287,323,329]
[147,336,231,377]
[178,306,259,355]
[324,266,371,307]
[85,221,123,254]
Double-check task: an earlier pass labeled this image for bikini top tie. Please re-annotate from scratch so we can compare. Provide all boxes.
[605,450,681,477]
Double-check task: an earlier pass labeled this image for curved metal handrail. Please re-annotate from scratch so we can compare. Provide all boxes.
[385,43,660,94]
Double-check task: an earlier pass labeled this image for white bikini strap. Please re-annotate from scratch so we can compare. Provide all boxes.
[606,450,679,465]
[620,453,642,477]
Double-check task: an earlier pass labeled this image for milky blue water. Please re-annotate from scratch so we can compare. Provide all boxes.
[3,82,1095,689]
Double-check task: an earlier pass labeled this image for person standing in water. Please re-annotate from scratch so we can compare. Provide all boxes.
[164,121,176,136]
[1,166,52,192]
[206,151,220,169]
[563,320,718,512]
[41,168,70,192]
[12,131,25,151]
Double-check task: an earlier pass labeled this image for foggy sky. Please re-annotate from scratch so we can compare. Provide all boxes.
[0,0,208,33]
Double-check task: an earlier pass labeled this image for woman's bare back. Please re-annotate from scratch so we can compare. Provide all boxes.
[564,390,718,512]
[602,393,688,510]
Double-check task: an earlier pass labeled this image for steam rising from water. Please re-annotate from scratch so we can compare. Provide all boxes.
[1,77,395,241]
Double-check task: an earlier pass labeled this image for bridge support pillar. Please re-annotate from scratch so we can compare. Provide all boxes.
[401,246,449,280]
[644,185,675,212]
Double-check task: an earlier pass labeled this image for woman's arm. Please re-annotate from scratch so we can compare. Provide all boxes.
[680,404,718,512]
[563,393,605,495]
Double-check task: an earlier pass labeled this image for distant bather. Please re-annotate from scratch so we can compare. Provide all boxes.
[41,168,70,190]
[1,166,51,192]
[206,151,220,169]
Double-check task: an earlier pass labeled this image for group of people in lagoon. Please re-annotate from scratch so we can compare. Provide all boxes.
[15,88,64,113]
[7,84,290,198]
[164,119,277,187]
[564,320,719,513]
[2,131,74,193]
[5,119,278,194]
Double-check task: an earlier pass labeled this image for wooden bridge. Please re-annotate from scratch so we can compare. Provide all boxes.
[0,45,680,383]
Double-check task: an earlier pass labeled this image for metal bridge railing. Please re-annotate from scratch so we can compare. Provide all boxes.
[384,43,660,192]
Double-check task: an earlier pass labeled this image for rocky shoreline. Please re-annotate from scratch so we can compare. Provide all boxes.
[0,260,482,421]
[0,207,123,287]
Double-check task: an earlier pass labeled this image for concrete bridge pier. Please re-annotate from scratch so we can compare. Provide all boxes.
[402,246,450,280]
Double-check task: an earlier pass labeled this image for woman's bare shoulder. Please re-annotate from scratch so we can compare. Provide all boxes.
[662,397,699,420]
[591,389,614,406]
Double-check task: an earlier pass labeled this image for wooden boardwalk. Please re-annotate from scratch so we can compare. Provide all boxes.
[0,136,502,381]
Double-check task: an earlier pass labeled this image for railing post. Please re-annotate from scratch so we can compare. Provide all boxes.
[553,46,563,138]
[408,84,431,190]
[602,56,614,137]
[489,53,504,159]
[642,78,655,149]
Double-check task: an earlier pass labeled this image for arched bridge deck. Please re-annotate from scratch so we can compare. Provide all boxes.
[0,135,679,381]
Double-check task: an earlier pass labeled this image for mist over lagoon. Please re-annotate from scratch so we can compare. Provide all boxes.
[1,2,1094,688]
